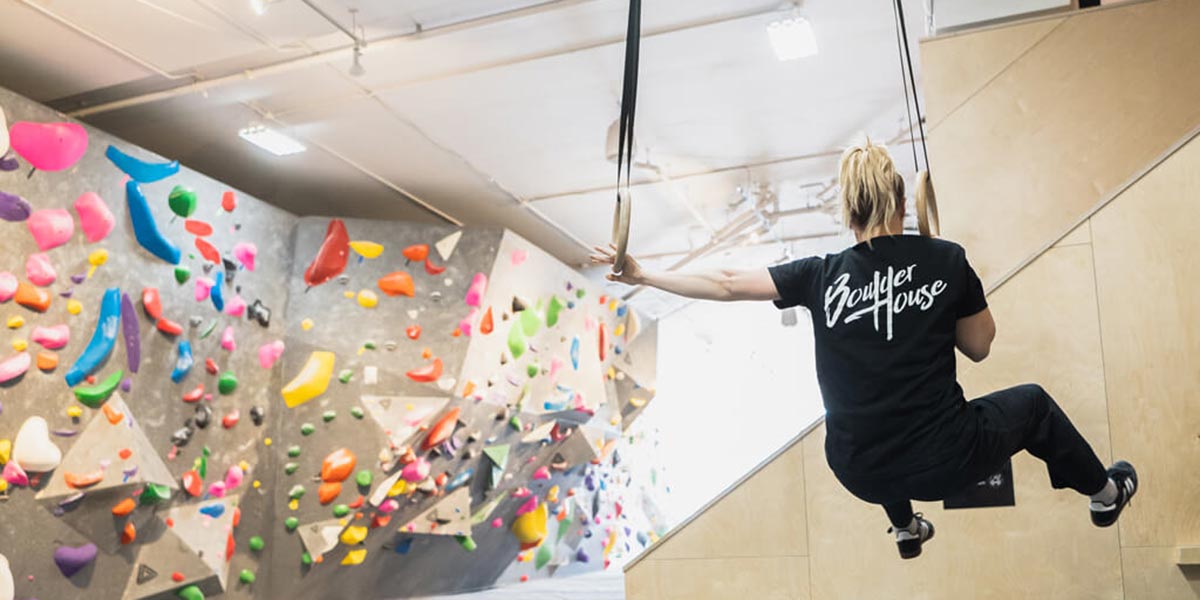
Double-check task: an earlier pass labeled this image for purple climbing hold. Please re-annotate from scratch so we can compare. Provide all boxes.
[0,155,19,172]
[120,378,132,393]
[0,191,32,222]
[53,542,98,577]
[575,548,589,563]
[120,293,140,373]
[70,273,86,285]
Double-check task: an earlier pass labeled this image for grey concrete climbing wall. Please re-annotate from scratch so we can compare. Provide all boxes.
[0,85,294,599]
[0,84,661,600]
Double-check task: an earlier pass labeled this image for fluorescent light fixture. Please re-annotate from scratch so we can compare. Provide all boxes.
[250,0,267,15]
[767,15,818,61]
[238,126,306,156]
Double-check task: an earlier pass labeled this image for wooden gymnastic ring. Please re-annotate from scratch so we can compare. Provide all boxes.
[915,170,940,237]
[612,187,632,274]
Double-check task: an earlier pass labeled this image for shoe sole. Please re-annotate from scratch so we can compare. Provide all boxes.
[1091,461,1138,528]
[898,521,935,560]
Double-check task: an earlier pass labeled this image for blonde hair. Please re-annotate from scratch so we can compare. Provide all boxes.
[838,139,905,241]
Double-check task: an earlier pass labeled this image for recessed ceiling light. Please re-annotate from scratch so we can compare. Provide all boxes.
[238,126,306,156]
[767,13,818,61]
[250,0,278,16]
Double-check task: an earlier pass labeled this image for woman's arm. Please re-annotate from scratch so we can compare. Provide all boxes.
[590,245,779,302]
[956,308,996,362]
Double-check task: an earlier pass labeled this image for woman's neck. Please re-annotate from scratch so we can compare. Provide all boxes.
[854,219,906,243]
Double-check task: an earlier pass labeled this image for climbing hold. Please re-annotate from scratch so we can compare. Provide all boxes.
[304,219,350,288]
[546,295,565,328]
[250,406,265,426]
[287,446,301,458]
[357,289,378,308]
[222,410,239,429]
[12,416,61,471]
[406,357,443,383]
[126,181,180,264]
[401,457,431,483]
[26,209,75,251]
[281,351,335,408]
[300,423,315,436]
[218,372,238,395]
[25,252,56,286]
[377,271,415,297]
[402,244,429,262]
[2,461,28,487]
[167,185,197,219]
[480,307,494,335]
[73,370,122,408]
[64,469,104,489]
[284,517,299,532]
[301,318,314,331]
[220,326,236,352]
[16,280,52,312]
[139,482,172,505]
[341,549,367,566]
[464,273,488,307]
[0,352,29,385]
[36,351,58,371]
[175,584,204,600]
[422,407,461,450]
[182,470,202,497]
[355,470,372,487]
[120,293,140,373]
[105,145,179,182]
[424,259,446,275]
[248,535,265,552]
[174,266,191,284]
[405,325,421,340]
[349,240,383,259]
[0,191,31,222]
[10,121,88,171]
[570,336,580,370]
[170,341,194,383]
[512,501,548,548]
[224,294,246,317]
[341,525,368,545]
[322,410,336,422]
[321,448,356,483]
[53,543,98,578]
[5,316,22,329]
[120,522,137,545]
[63,287,121,388]
[239,569,255,584]
[258,341,284,369]
[210,270,225,311]
[111,497,136,516]
[221,190,237,212]
[532,466,551,480]
[194,277,213,302]
[184,219,213,236]
[195,238,221,265]
[0,272,15,302]
[508,323,528,360]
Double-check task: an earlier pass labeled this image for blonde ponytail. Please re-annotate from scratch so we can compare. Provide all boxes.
[838,139,905,243]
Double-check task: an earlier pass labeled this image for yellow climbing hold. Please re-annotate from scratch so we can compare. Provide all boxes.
[239,460,251,472]
[547,485,559,504]
[341,549,367,566]
[66,406,83,419]
[608,299,618,311]
[87,249,108,278]
[349,241,384,259]
[281,351,336,408]
[0,439,10,464]
[11,339,26,352]
[343,291,355,299]
[252,480,261,489]
[67,299,83,315]
[0,479,6,493]
[301,318,314,331]
[610,415,621,427]
[288,499,299,511]
[6,316,24,329]
[388,479,407,497]
[356,290,378,309]
[629,397,648,408]
[512,502,548,547]
[340,525,368,546]
[264,438,273,446]
[614,323,625,337]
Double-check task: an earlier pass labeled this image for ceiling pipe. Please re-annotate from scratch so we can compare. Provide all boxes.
[66,1,781,118]
[299,0,360,43]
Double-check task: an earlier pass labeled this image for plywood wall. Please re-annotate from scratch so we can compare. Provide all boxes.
[627,1,1200,596]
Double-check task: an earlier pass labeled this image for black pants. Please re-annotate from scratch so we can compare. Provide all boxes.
[835,384,1110,528]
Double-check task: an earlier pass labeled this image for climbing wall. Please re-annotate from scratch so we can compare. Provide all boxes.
[0,84,294,600]
[626,1,1200,597]
[0,84,663,599]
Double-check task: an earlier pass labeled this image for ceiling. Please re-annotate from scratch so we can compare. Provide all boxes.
[0,0,935,317]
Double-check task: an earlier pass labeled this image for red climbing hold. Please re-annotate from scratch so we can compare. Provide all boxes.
[184,220,213,237]
[406,358,443,383]
[142,287,163,319]
[195,238,221,264]
[182,470,202,497]
[205,358,218,375]
[402,244,429,262]
[156,318,183,336]
[405,325,421,340]
[424,259,445,275]
[222,410,239,429]
[221,191,237,213]
[303,219,350,288]
[421,407,460,450]
[182,385,204,403]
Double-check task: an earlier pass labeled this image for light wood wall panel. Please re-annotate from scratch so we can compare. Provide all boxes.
[804,245,1121,600]
[625,556,810,600]
[1121,547,1200,600]
[923,0,1200,287]
[1090,134,1200,549]
[921,16,1065,125]
[651,439,807,560]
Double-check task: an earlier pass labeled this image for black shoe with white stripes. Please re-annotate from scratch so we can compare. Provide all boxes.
[889,513,934,559]
[1090,461,1137,528]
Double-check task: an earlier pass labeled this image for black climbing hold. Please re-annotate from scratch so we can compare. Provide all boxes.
[250,406,265,426]
[194,405,213,429]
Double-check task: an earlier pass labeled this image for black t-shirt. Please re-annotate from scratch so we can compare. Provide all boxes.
[769,235,988,477]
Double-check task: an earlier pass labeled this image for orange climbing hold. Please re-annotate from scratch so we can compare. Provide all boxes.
[402,244,429,262]
[121,522,137,545]
[64,470,104,489]
[598,324,607,362]
[111,497,136,517]
[321,448,357,483]
[318,481,342,505]
[195,238,221,264]
[460,381,476,398]
[156,318,183,336]
[184,219,213,237]
[15,281,51,312]
[405,325,421,340]
[406,358,442,383]
[118,448,132,460]
[378,271,415,297]
[480,307,494,335]
[102,403,124,424]
[36,351,57,371]
[421,407,461,450]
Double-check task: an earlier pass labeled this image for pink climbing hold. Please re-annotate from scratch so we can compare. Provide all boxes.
[491,518,504,529]
[511,249,527,266]
[458,308,478,337]
[9,121,88,171]
[515,496,538,517]
[378,498,399,514]
[25,253,56,287]
[195,277,214,302]
[0,272,17,302]
[233,242,257,271]
[224,465,244,490]
[257,341,285,369]
[30,325,70,350]
[208,481,228,499]
[0,352,30,384]
[2,460,28,487]
[220,326,236,352]
[26,209,75,251]
[401,457,431,483]
[73,192,114,243]
[464,273,488,307]
[532,466,551,481]
[224,295,247,317]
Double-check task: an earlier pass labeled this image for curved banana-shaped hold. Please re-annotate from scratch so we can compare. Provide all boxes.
[211,270,225,312]
[64,288,121,387]
[126,180,180,264]
[171,341,194,383]
[120,293,140,373]
[281,351,335,408]
[105,145,179,183]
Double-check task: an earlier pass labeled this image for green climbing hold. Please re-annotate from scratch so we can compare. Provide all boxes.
[507,322,527,360]
[218,372,238,395]
[519,308,543,336]
[168,185,198,219]
[546,295,565,328]
[355,470,372,487]
[332,504,350,518]
[199,320,217,339]
[508,415,522,431]
[198,454,208,478]
[176,584,204,600]
[535,542,552,569]
[575,288,586,299]
[350,407,364,419]
[526,363,539,378]
[284,462,299,475]
[322,410,336,422]
[139,482,172,506]
[301,552,313,565]
[174,266,191,284]
[285,517,299,532]
[239,569,256,584]
[363,341,377,350]
[74,370,123,408]
[288,484,305,500]
[300,423,315,436]
[456,535,477,552]
[249,535,265,551]
[287,445,301,457]
[338,369,353,383]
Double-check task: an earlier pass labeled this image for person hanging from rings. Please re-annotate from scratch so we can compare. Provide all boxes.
[590,139,1138,560]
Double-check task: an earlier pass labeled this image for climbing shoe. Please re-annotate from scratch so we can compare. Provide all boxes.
[889,512,935,559]
[1090,460,1137,528]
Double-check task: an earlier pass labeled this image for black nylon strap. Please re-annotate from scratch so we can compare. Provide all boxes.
[892,0,930,172]
[612,0,640,274]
